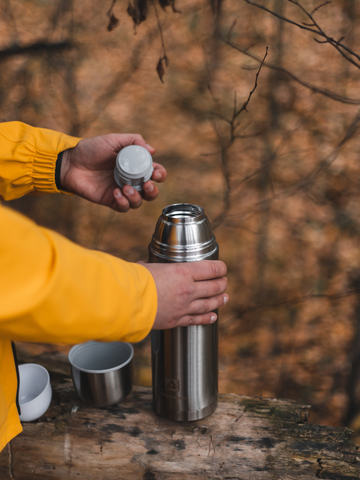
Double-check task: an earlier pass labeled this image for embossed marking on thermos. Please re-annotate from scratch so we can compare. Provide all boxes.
[149,203,219,421]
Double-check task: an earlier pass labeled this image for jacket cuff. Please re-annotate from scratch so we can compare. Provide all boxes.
[32,149,60,195]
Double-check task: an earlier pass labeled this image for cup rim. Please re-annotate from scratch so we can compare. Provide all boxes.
[162,203,205,223]
[18,363,51,407]
[68,341,134,374]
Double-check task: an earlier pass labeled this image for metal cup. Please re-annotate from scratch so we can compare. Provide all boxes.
[68,341,134,407]
[149,203,219,421]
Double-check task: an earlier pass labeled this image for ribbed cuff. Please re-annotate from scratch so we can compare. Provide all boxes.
[32,149,58,194]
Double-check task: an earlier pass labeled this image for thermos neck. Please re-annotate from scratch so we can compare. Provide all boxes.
[149,203,219,262]
[161,204,206,223]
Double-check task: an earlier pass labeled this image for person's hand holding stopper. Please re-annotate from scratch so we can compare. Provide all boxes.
[60,133,166,212]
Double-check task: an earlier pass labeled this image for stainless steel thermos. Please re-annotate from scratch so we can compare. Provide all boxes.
[149,203,219,421]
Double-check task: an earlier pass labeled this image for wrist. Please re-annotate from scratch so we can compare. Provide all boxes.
[58,149,72,192]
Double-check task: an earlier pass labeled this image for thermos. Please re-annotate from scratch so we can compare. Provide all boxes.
[149,203,219,421]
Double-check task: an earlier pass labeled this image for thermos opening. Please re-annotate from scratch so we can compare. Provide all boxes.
[163,204,204,220]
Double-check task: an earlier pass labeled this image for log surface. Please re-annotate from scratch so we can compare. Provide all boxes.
[0,350,359,479]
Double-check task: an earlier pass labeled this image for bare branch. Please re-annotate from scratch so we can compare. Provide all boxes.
[227,19,237,41]
[0,40,74,60]
[151,0,169,82]
[236,287,360,318]
[243,0,360,68]
[223,38,360,105]
[226,109,360,226]
[236,46,268,116]
[310,1,332,16]
[207,46,267,230]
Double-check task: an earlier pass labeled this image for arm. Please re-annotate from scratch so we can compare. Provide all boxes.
[0,121,228,339]
[0,121,157,342]
[0,204,157,343]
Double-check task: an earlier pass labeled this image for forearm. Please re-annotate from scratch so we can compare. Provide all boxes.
[0,205,157,343]
[0,121,81,201]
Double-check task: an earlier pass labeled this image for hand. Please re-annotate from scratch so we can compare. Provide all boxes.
[60,134,167,212]
[141,260,228,329]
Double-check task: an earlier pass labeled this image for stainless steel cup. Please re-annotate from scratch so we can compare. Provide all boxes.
[149,203,219,421]
[68,341,134,407]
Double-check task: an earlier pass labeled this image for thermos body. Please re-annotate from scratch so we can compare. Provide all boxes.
[149,204,219,421]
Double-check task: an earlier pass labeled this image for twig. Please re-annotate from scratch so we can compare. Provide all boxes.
[243,0,360,68]
[151,0,167,59]
[151,0,168,82]
[236,46,268,117]
[223,37,360,105]
[310,1,332,17]
[209,47,268,230]
[227,19,237,41]
[0,40,74,60]
[226,109,360,226]
[236,287,360,318]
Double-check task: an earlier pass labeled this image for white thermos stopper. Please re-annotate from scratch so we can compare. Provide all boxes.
[114,145,154,192]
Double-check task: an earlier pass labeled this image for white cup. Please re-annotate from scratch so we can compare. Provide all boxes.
[19,363,52,422]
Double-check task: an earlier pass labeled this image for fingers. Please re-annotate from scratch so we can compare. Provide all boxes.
[142,181,159,201]
[113,186,143,211]
[193,276,228,299]
[177,312,218,328]
[152,163,167,183]
[117,134,156,155]
[186,260,227,281]
[190,293,229,315]
[142,163,167,201]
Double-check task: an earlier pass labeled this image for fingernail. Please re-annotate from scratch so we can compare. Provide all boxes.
[126,186,135,195]
[146,143,154,149]
[146,183,154,193]
[114,190,122,199]
[223,295,229,305]
[210,315,217,323]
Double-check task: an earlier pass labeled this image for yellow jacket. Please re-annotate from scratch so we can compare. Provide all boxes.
[0,122,157,452]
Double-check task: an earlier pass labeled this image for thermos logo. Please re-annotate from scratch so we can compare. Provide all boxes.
[165,378,179,392]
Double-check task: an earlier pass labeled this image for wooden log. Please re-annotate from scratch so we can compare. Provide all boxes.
[0,350,359,479]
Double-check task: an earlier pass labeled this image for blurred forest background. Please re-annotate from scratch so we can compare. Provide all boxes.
[2,0,360,441]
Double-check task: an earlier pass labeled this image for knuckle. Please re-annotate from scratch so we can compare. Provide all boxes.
[209,261,219,278]
[220,277,228,292]
[220,261,227,275]
[176,264,193,280]
[200,298,211,313]
[181,284,195,297]
[180,315,192,327]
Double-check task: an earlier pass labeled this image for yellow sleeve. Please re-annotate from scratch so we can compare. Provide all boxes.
[0,121,81,200]
[0,205,157,343]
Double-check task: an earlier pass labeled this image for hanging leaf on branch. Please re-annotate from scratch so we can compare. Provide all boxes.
[127,0,149,27]
[107,0,120,32]
[156,55,168,83]
[158,0,181,13]
[107,0,180,83]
